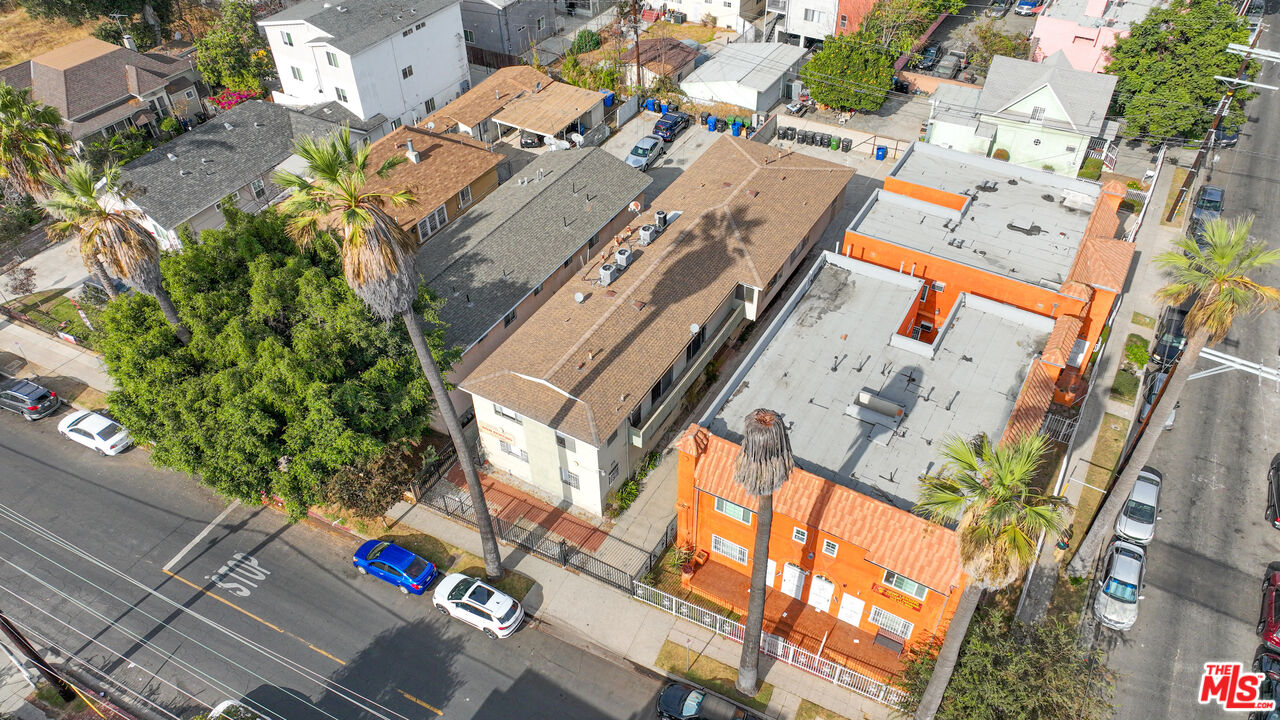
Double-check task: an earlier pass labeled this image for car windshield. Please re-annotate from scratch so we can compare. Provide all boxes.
[1103,577,1138,603]
[1123,499,1155,524]
[498,603,519,623]
[94,422,122,440]
[631,145,650,158]
[405,556,429,578]
[1158,330,1184,345]
[682,690,705,716]
[1199,196,1223,211]
[366,542,389,561]
[448,577,477,601]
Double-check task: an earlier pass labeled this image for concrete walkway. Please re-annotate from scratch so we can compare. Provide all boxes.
[0,317,114,409]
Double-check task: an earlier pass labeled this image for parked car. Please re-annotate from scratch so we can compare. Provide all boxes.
[1115,467,1162,544]
[1192,184,1225,222]
[1266,456,1280,529]
[433,573,523,638]
[1140,370,1169,424]
[520,132,544,149]
[81,276,130,301]
[58,410,133,456]
[1260,570,1280,650]
[1253,651,1280,720]
[653,112,690,142]
[655,683,762,720]
[625,135,666,171]
[1014,0,1046,14]
[1216,127,1241,147]
[917,44,941,70]
[208,701,262,720]
[1093,539,1146,631]
[0,376,59,421]
[352,540,438,595]
[1151,303,1190,367]
[935,50,968,79]
[984,0,1012,16]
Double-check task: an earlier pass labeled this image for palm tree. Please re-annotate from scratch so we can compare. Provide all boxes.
[0,82,71,201]
[912,432,1066,720]
[272,127,504,579]
[1068,216,1280,578]
[41,161,190,342]
[733,408,794,696]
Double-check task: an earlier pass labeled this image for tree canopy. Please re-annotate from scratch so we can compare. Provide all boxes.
[21,0,169,26]
[195,0,275,93]
[1106,0,1255,140]
[800,35,895,112]
[95,209,454,514]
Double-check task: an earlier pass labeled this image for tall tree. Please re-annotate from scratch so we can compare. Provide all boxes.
[1069,217,1280,577]
[195,0,275,94]
[911,433,1066,720]
[273,128,504,579]
[733,409,794,696]
[0,82,71,200]
[799,35,895,112]
[41,161,190,341]
[1106,0,1254,140]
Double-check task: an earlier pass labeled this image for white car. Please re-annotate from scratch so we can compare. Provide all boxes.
[433,573,524,638]
[625,134,666,171]
[57,410,133,456]
[1093,539,1146,631]
[1115,466,1162,544]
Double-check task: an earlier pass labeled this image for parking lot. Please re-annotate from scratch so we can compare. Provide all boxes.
[601,109,721,197]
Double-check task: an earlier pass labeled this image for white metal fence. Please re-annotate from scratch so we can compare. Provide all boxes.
[633,582,908,707]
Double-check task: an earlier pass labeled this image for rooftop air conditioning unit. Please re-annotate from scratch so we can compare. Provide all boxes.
[599,262,621,286]
[638,224,657,245]
[615,247,633,268]
[654,210,668,231]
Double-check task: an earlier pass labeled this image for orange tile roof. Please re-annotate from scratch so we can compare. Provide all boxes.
[432,66,552,128]
[1065,180,1133,292]
[681,425,965,593]
[1041,314,1083,368]
[1000,360,1056,443]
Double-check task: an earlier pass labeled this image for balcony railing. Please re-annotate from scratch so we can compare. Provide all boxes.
[766,0,787,12]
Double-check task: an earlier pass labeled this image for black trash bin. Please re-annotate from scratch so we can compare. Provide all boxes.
[841,137,852,152]
[716,118,727,132]
[699,111,710,124]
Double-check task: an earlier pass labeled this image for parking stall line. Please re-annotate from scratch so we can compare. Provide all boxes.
[163,500,240,572]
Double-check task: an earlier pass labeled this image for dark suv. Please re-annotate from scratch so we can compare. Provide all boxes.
[0,376,59,421]
[653,112,690,142]
[1192,185,1224,223]
[1151,302,1190,368]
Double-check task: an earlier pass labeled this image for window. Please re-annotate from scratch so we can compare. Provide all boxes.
[561,467,580,488]
[685,325,705,361]
[402,28,413,37]
[563,256,573,268]
[282,31,293,46]
[536,16,546,30]
[425,97,436,113]
[416,205,448,239]
[533,282,543,296]
[822,539,838,557]
[250,178,266,200]
[503,308,517,327]
[556,434,576,453]
[401,65,414,79]
[184,88,197,100]
[291,66,303,81]
[840,13,847,26]
[492,403,521,423]
[588,233,599,249]
[714,497,752,524]
[464,29,475,43]
[458,185,472,208]
[326,51,339,67]
[335,87,348,102]
[499,440,528,462]
[1030,106,1046,121]
[415,21,425,29]
[629,405,643,428]
[390,118,402,130]
[803,8,826,22]
[869,606,914,638]
[711,535,748,565]
[919,285,929,303]
[884,570,928,600]
[792,527,807,543]
[607,429,618,445]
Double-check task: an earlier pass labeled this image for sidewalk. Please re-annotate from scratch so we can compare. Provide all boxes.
[0,317,114,409]
[388,499,894,720]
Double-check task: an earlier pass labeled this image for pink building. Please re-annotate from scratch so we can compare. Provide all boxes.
[1030,0,1149,73]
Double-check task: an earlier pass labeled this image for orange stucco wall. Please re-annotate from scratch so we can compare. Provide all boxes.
[882,176,969,212]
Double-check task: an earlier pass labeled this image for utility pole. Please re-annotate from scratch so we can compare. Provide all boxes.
[1165,1,1273,222]
[633,0,644,96]
[0,613,76,702]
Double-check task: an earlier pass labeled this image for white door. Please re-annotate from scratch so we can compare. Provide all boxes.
[808,575,835,612]
[766,559,776,588]
[780,563,804,599]
[837,593,865,627]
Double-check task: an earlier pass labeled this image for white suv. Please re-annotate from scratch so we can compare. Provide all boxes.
[433,573,524,638]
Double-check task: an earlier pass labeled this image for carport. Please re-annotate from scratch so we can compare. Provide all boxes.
[491,82,606,146]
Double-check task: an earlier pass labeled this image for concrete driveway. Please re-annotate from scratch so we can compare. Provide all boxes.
[602,109,719,198]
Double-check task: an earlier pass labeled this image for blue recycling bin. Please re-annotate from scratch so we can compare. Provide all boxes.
[875,145,888,161]
[599,89,615,107]
[660,102,669,113]
[707,115,717,131]
[645,98,656,112]
[731,122,742,137]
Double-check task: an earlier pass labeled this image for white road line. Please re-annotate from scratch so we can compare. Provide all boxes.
[163,500,240,572]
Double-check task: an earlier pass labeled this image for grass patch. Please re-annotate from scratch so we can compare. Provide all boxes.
[6,288,101,348]
[795,699,852,720]
[1160,167,1190,226]
[1046,569,1091,625]
[1131,311,1156,329]
[643,546,741,620]
[1109,368,1139,404]
[379,526,536,601]
[1063,413,1130,565]
[31,681,89,716]
[0,7,95,67]
[644,20,717,44]
[655,639,773,712]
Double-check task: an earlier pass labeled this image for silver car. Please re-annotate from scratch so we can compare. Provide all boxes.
[625,134,665,171]
[1115,466,1162,544]
[1094,539,1146,631]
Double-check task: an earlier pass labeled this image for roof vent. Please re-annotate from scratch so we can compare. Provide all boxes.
[536,169,545,181]
[223,122,234,130]
[535,81,543,91]
[853,390,905,421]
[179,170,192,176]
[254,122,265,127]
[638,224,657,245]
[615,247,632,268]
[405,139,420,163]
[336,5,347,10]
[599,263,621,286]
[201,158,212,164]
[166,153,178,162]
[1007,220,1043,236]
[574,292,586,303]
[323,2,331,6]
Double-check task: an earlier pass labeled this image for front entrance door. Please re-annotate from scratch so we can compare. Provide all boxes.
[780,563,804,599]
[808,575,835,612]
[766,559,776,588]
[837,593,865,627]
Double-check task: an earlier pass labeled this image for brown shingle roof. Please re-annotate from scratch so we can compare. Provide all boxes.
[492,81,606,136]
[1001,360,1056,443]
[681,425,966,593]
[461,137,854,444]
[339,124,501,231]
[618,37,699,76]
[432,65,551,128]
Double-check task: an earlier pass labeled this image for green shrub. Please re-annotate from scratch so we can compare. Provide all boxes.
[1042,163,1056,172]
[1124,333,1150,369]
[1126,179,1144,190]
[1078,157,1103,180]
[159,116,182,135]
[570,28,602,54]
[992,148,1010,161]
[0,196,42,245]
[615,478,640,512]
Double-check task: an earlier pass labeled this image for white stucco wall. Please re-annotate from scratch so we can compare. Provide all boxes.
[925,120,994,156]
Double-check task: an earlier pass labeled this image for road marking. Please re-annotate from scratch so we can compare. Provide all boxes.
[161,569,284,633]
[206,553,272,597]
[396,689,443,716]
[307,644,346,665]
[164,500,240,572]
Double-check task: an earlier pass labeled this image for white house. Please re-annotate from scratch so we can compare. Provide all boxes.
[258,0,471,142]
[924,52,1119,175]
[660,0,766,32]
[680,42,806,112]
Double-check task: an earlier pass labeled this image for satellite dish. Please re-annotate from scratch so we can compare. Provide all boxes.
[427,121,435,131]
[574,292,585,304]
[570,132,585,145]
[690,323,700,335]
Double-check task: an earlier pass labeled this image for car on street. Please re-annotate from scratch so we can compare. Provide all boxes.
[1151,303,1190,367]
[58,410,133,456]
[1260,570,1280,651]
[1192,184,1225,223]
[352,540,438,595]
[1094,539,1146,631]
[1253,651,1280,720]
[0,376,59,421]
[917,44,940,69]
[984,0,1012,16]
[1266,456,1280,529]
[1115,467,1162,544]
[208,701,262,720]
[1014,0,1046,14]
[653,112,690,142]
[655,683,762,720]
[433,573,524,638]
[1217,127,1241,147]
[626,134,666,171]
[1141,370,1170,424]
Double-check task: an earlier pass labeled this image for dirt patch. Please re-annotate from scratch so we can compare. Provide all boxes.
[795,699,853,720]
[643,21,723,45]
[1062,412,1130,565]
[1160,167,1190,226]
[0,8,95,67]
[655,639,773,711]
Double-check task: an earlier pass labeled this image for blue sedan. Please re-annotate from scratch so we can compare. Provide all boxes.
[353,540,438,595]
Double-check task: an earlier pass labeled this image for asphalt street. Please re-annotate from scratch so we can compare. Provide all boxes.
[0,410,664,720]
[1099,11,1280,717]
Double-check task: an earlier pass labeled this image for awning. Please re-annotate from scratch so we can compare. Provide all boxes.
[133,110,156,125]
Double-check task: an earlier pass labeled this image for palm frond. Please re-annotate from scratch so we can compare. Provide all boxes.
[732,409,794,497]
